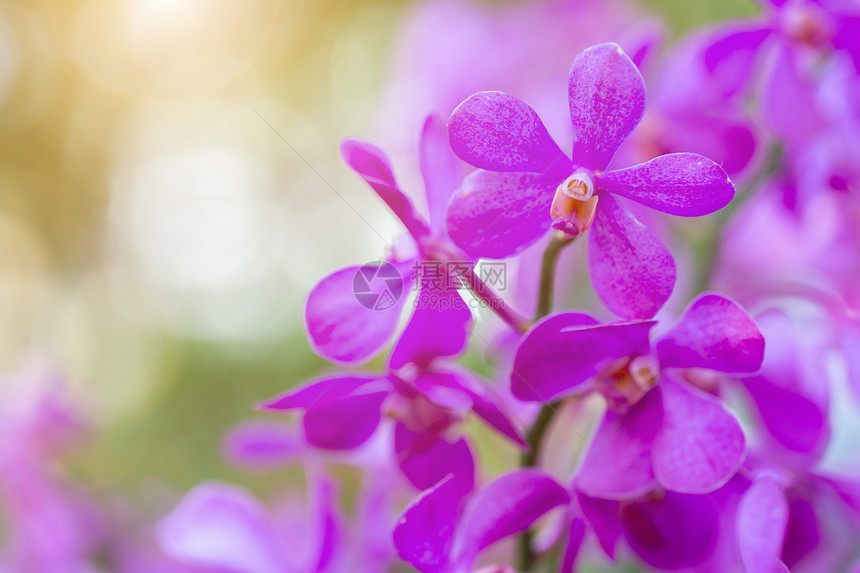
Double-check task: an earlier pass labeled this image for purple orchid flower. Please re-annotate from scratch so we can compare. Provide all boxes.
[703,0,860,101]
[393,470,570,573]
[446,43,735,319]
[262,300,526,494]
[0,361,106,573]
[221,418,410,573]
[724,304,860,572]
[305,115,469,366]
[157,477,340,573]
[512,292,764,498]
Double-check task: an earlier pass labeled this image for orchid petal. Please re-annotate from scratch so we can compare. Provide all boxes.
[560,516,586,573]
[389,288,472,370]
[341,139,431,239]
[622,491,719,569]
[261,375,390,450]
[737,477,790,573]
[576,493,622,559]
[656,292,765,373]
[598,153,734,216]
[764,45,822,146]
[449,91,570,173]
[652,375,745,493]
[452,470,570,570]
[305,264,409,366]
[157,483,284,573]
[446,170,557,259]
[662,113,757,177]
[569,43,646,171]
[702,24,773,96]
[743,376,830,456]
[588,194,676,319]
[575,389,661,499]
[395,424,475,496]
[222,420,305,469]
[393,476,460,573]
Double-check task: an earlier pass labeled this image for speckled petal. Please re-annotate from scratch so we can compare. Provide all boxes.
[449,91,571,173]
[569,43,646,171]
[446,170,557,259]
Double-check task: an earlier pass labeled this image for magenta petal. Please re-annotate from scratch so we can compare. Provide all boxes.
[302,395,387,451]
[222,420,304,469]
[763,45,821,146]
[737,477,790,573]
[389,288,472,370]
[656,292,765,373]
[512,312,655,402]
[782,498,820,568]
[260,374,388,411]
[448,91,570,173]
[743,376,829,456]
[393,476,460,573]
[575,389,661,499]
[561,518,586,573]
[306,476,340,573]
[157,482,284,573]
[421,115,462,233]
[702,24,773,95]
[261,375,390,450]
[665,113,757,177]
[577,493,622,559]
[411,370,475,412]
[396,424,475,496]
[622,491,719,569]
[833,13,860,72]
[598,153,734,216]
[652,375,745,493]
[341,139,430,240]
[569,43,646,171]
[451,470,570,570]
[305,265,408,366]
[588,195,676,319]
[446,169,557,259]
[451,369,527,448]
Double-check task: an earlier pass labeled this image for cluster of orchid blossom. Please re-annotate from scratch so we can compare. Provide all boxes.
[6,0,860,571]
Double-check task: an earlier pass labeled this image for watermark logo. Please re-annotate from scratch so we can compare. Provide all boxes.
[353,261,404,311]
[353,260,508,311]
[412,261,507,292]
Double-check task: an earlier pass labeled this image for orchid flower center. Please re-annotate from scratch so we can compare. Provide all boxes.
[781,2,832,48]
[550,169,598,237]
[595,354,661,412]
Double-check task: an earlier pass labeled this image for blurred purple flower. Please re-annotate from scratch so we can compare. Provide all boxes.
[703,0,860,100]
[305,115,466,365]
[446,43,735,318]
[615,32,759,178]
[393,470,569,573]
[157,477,340,573]
[0,360,105,573]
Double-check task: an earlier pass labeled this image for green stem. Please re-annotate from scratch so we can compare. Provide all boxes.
[459,264,531,334]
[517,234,575,572]
[534,233,576,321]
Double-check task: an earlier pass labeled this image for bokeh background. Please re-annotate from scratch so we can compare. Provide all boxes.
[0,0,758,500]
